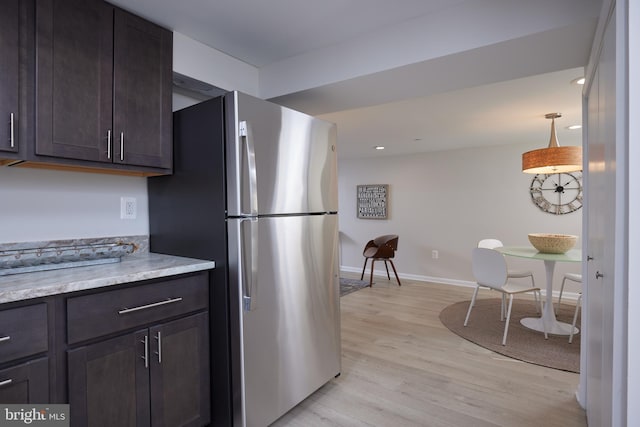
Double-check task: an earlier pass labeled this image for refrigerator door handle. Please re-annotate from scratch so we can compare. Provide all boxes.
[239,120,258,216]
[241,217,259,311]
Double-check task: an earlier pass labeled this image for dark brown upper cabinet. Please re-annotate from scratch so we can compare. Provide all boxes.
[35,0,172,174]
[0,0,20,155]
[0,0,25,160]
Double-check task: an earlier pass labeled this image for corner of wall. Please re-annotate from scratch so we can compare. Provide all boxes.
[172,31,259,97]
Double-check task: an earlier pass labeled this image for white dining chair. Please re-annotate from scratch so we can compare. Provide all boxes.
[464,247,545,345]
[569,293,582,344]
[556,272,582,314]
[478,239,536,285]
[557,273,582,343]
[477,239,539,309]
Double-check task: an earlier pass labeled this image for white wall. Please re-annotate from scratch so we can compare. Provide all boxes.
[338,143,583,294]
[0,167,148,243]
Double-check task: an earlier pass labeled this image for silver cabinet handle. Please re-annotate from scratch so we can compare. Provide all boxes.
[0,336,10,343]
[107,130,112,159]
[141,335,149,368]
[0,379,13,387]
[9,113,15,148]
[154,331,162,364]
[118,297,183,315]
[596,271,604,279]
[587,256,594,261]
[120,132,124,161]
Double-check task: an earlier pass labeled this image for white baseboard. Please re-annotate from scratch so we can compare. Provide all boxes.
[340,265,476,289]
[340,265,582,301]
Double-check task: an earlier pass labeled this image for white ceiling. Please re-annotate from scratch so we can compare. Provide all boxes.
[109,0,602,159]
[319,67,585,158]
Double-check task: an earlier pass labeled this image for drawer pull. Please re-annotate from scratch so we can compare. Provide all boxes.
[0,379,12,387]
[0,336,10,343]
[118,297,183,315]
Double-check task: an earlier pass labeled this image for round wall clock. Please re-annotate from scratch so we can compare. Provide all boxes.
[529,172,583,215]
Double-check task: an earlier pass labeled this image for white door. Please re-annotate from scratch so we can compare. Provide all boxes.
[585,7,617,426]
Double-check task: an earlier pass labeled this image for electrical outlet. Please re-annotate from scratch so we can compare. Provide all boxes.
[432,250,439,259]
[120,197,137,219]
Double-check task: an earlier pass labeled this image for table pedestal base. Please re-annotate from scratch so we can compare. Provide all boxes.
[520,317,579,336]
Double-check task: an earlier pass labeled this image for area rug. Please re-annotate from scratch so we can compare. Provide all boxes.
[439,298,580,373]
[339,278,369,297]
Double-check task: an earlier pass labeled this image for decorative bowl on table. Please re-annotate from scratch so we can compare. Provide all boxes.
[528,233,577,254]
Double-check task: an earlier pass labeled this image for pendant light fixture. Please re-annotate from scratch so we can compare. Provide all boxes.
[522,113,582,174]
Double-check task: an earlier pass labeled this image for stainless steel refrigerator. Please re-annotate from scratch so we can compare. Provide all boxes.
[149,91,341,427]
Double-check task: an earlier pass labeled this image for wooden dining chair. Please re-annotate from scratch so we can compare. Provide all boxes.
[464,248,545,345]
[360,234,401,287]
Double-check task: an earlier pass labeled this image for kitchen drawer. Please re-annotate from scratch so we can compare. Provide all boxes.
[0,357,49,404]
[0,303,48,364]
[67,272,208,344]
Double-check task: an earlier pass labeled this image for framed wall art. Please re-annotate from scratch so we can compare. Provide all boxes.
[357,184,388,219]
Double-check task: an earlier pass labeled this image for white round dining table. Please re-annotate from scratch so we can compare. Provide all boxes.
[495,246,582,336]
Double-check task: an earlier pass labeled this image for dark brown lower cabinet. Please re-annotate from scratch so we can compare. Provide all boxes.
[67,331,149,426]
[0,357,49,403]
[149,314,210,427]
[67,313,209,427]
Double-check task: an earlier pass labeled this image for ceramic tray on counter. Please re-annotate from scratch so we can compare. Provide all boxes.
[0,242,137,276]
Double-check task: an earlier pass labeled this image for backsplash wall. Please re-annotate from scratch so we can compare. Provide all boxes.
[0,167,148,243]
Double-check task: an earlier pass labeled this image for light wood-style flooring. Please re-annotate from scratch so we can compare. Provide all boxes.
[272,275,587,427]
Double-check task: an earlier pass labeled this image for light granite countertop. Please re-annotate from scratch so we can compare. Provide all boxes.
[0,252,216,304]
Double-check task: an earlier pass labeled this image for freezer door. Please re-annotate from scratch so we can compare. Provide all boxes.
[226,91,338,216]
[227,214,341,427]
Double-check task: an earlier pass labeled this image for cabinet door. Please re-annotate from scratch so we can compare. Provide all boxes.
[0,357,49,403]
[35,0,113,162]
[149,313,210,427]
[0,0,20,154]
[113,9,172,169]
[68,330,151,427]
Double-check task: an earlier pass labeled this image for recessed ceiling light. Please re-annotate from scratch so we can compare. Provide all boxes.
[374,146,385,150]
[567,125,582,130]
[571,77,585,85]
